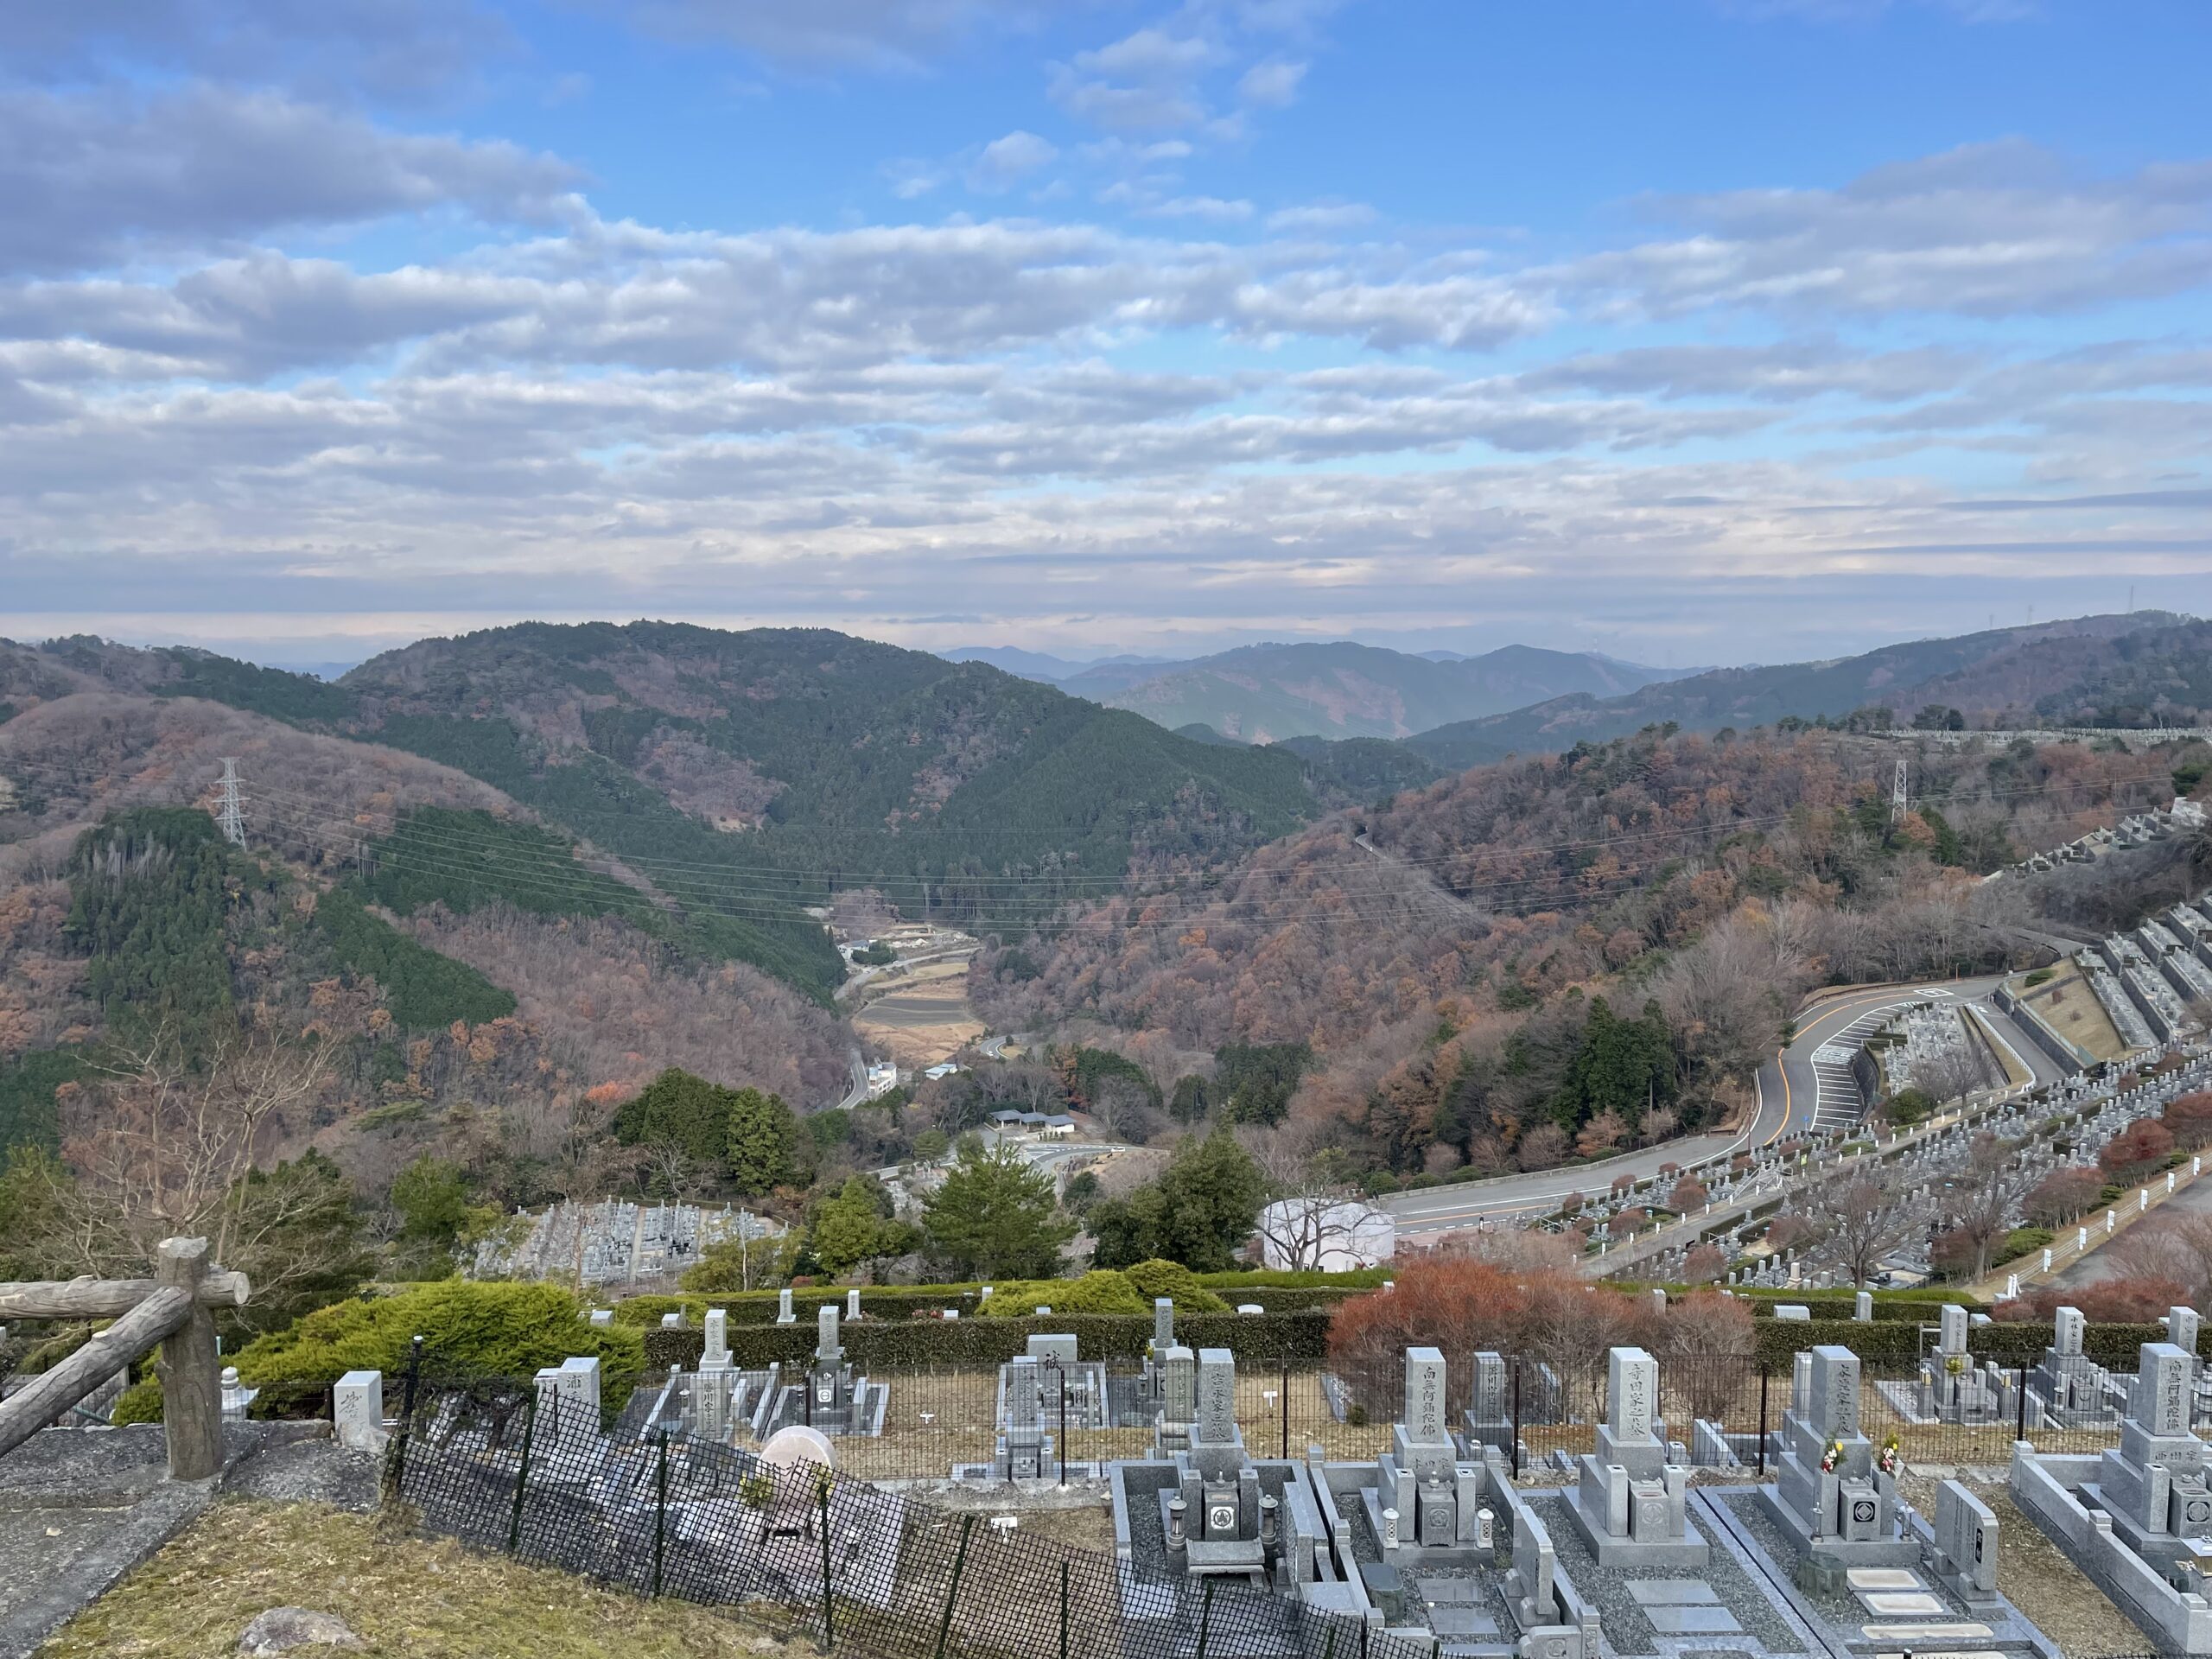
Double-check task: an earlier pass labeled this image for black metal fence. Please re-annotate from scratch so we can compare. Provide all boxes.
[384,1372,1438,1659]
[366,1347,2197,1659]
[254,1343,2185,1484]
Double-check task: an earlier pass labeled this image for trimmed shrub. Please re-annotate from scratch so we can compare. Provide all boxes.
[113,1281,645,1422]
[1122,1259,1230,1314]
[977,1270,1149,1319]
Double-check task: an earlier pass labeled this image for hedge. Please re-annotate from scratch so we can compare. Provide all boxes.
[1742,1295,1974,1323]
[1750,1317,2202,1372]
[641,1309,1332,1373]
[615,1274,1358,1329]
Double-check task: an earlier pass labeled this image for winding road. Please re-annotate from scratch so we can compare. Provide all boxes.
[1380,969,2063,1241]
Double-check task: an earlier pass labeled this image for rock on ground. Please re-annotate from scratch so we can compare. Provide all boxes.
[237,1605,367,1654]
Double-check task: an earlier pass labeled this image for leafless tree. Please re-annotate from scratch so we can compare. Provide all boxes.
[1796,1166,1920,1287]
[1913,1039,1994,1108]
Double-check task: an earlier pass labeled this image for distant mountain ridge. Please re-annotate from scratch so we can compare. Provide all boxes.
[1408,611,2203,769]
[1097,639,1676,742]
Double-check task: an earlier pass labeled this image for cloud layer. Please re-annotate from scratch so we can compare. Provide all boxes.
[2,3,2208,664]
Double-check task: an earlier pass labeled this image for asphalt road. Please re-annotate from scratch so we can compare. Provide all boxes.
[1381,969,2052,1240]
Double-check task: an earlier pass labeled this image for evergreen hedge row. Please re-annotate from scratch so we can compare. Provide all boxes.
[641,1309,1332,1372]
[1748,1317,2199,1371]
[615,1278,1369,1328]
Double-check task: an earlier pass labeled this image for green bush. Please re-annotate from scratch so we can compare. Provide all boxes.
[977,1270,1148,1319]
[1996,1226,2056,1266]
[114,1281,646,1421]
[1119,1259,1230,1313]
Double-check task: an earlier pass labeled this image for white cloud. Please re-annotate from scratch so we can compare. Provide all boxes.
[1568,140,2212,319]
[0,84,583,277]
[967,130,1059,192]
[1147,195,1255,221]
[1267,200,1376,232]
[1236,59,1306,107]
[620,0,1069,71]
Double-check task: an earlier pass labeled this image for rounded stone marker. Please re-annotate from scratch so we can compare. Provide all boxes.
[238,1607,365,1654]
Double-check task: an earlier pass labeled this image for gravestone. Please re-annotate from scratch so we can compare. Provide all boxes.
[847,1288,861,1321]
[2032,1305,2112,1427]
[1375,1347,1487,1549]
[1154,1297,1174,1349]
[1764,1344,1910,1567]
[334,1370,385,1454]
[534,1356,602,1446]
[1465,1349,1515,1454]
[1932,1479,1999,1599]
[696,1306,739,1443]
[1854,1290,1873,1322]
[2087,1342,2212,1548]
[1027,1332,1078,1366]
[777,1287,796,1325]
[1565,1346,1706,1566]
[997,1355,1047,1478]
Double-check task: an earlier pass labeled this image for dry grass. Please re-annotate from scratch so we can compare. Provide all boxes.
[41,1499,817,1659]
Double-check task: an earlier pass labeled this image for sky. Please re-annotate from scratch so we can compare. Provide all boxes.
[3,0,2210,673]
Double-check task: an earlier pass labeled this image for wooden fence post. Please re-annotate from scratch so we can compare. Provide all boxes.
[156,1236,221,1481]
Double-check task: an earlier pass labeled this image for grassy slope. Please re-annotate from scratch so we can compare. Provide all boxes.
[44,1500,814,1659]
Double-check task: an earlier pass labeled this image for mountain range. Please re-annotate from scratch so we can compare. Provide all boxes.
[942,639,1680,742]
[1407,611,2206,770]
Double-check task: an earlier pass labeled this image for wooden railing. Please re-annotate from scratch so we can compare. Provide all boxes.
[0,1236,250,1479]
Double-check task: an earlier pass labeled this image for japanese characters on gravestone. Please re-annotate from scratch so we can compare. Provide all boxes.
[1767,1344,1909,1565]
[1196,1347,1236,1446]
[1566,1345,1703,1565]
[2092,1341,2212,1542]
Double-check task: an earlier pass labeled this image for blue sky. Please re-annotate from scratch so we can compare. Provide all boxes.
[3,0,2209,671]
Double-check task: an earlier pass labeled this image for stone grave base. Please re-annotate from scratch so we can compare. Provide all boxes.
[1560,1491,1711,1569]
[1703,1485,2057,1659]
[2011,1449,2212,1656]
[1751,1485,1918,1570]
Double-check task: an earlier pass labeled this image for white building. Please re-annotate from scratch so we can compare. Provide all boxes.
[1255,1198,1395,1273]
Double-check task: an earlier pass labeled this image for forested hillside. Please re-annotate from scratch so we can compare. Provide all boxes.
[13,626,1334,999]
[976,726,2205,1186]
[0,686,854,1172]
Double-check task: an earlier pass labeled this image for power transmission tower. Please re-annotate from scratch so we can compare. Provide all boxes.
[215,758,247,848]
[1891,757,1910,824]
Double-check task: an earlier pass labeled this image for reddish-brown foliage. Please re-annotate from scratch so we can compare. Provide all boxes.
[2163,1091,2212,1152]
[1325,1258,1751,1418]
[1669,1176,1708,1213]
[2101,1120,2176,1185]
[1681,1243,1727,1284]
[2024,1165,2105,1227]
[1994,1276,2193,1324]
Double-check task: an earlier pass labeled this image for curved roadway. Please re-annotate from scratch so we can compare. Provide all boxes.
[1381,969,2058,1241]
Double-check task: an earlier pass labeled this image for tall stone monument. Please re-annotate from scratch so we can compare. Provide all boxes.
[1376,1347,1491,1549]
[1764,1344,1910,1567]
[2088,1342,2212,1552]
[1565,1346,1707,1566]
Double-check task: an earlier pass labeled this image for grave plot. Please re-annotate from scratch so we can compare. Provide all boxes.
[1694,1343,2056,1659]
[1872,1304,2016,1428]
[1108,1345,1600,1657]
[2012,1338,2212,1654]
[1516,1347,1821,1658]
[760,1306,888,1437]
